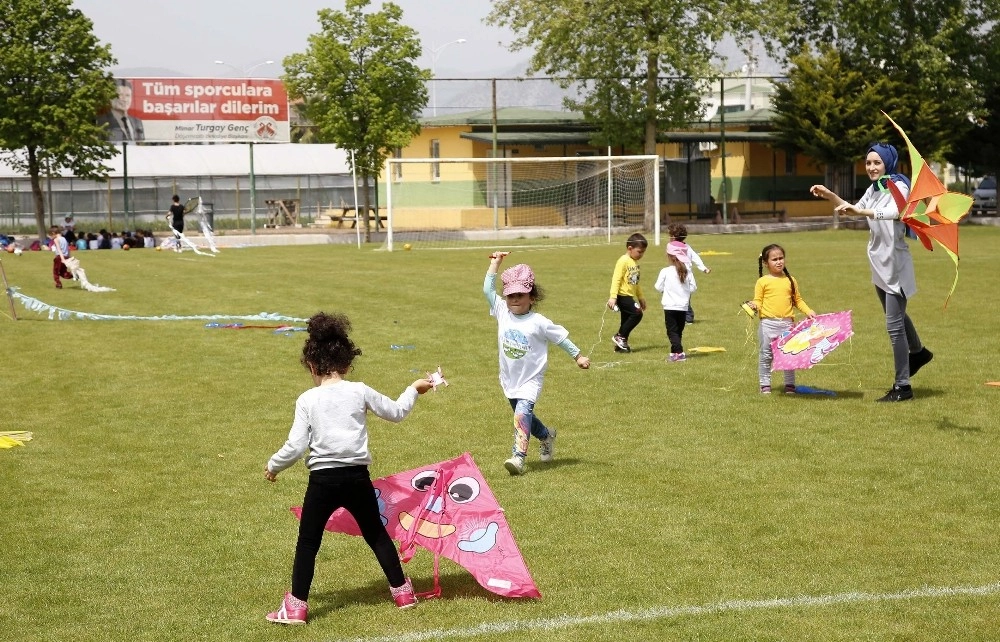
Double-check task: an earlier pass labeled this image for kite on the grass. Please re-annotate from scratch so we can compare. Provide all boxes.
[771,310,853,371]
[292,452,541,600]
[882,112,972,304]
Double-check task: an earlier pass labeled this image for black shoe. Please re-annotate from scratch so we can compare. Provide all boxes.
[685,316,695,324]
[909,348,933,377]
[614,346,629,353]
[877,384,913,402]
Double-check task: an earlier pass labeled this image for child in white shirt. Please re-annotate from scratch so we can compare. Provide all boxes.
[484,253,590,476]
[654,242,698,361]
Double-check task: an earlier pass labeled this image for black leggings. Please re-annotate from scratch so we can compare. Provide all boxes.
[615,295,643,339]
[291,466,404,601]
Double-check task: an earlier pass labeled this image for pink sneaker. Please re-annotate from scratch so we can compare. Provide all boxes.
[390,578,417,609]
[266,592,308,625]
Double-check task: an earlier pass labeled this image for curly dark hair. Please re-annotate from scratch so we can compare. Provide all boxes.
[667,223,688,241]
[300,312,362,376]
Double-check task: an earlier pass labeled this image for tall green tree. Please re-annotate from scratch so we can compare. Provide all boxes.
[771,45,902,198]
[283,0,427,242]
[777,0,986,161]
[0,0,118,238]
[947,2,1000,179]
[487,0,794,155]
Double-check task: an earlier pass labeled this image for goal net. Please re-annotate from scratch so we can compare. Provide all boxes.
[383,155,659,251]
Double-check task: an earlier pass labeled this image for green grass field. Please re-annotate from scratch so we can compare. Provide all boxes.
[2,226,998,641]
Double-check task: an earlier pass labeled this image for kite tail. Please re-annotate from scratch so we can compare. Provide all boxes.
[170,225,216,257]
[943,250,960,309]
[72,266,116,293]
[64,258,115,293]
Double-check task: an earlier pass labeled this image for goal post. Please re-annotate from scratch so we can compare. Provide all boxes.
[383,155,660,251]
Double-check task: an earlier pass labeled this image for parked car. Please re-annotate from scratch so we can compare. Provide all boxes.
[972,176,996,215]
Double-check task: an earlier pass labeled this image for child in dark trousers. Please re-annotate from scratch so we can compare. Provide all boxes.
[47,226,73,288]
[606,233,648,352]
[654,241,698,362]
[264,312,434,624]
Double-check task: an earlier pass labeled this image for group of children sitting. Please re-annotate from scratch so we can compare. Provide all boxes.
[61,227,156,250]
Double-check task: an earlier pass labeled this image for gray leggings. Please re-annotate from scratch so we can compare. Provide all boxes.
[758,317,795,387]
[875,287,923,386]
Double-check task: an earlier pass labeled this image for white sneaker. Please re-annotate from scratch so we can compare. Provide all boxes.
[504,456,526,476]
[539,428,556,462]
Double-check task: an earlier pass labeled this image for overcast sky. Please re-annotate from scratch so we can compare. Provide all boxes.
[71,0,529,78]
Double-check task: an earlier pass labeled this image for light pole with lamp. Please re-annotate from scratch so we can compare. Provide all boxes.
[212,59,275,235]
[213,59,275,77]
[429,39,466,116]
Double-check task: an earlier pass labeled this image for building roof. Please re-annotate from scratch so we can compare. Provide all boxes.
[661,131,778,143]
[0,143,351,179]
[421,107,585,127]
[460,131,595,145]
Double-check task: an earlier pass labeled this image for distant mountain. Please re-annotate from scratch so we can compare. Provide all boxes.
[111,67,191,78]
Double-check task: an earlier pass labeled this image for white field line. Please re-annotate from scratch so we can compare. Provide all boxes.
[331,581,1000,642]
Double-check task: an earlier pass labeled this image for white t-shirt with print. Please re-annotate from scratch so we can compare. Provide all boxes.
[485,275,569,402]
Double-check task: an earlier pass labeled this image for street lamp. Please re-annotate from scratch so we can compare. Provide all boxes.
[213,59,275,77]
[429,39,466,116]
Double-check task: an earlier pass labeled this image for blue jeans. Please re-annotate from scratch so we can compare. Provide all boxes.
[508,398,551,458]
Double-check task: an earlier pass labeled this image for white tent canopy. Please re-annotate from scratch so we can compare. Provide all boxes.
[0,143,351,179]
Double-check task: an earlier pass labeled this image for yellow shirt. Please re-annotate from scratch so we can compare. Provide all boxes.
[609,254,644,300]
[753,274,813,319]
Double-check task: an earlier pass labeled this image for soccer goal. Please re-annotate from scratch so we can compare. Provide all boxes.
[383,155,660,251]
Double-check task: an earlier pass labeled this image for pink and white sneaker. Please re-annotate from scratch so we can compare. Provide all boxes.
[266,592,308,625]
[390,578,417,609]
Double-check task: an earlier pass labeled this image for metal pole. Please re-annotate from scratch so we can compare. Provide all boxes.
[0,258,18,321]
[719,77,728,224]
[249,143,257,235]
[607,147,613,243]
[122,143,129,229]
[351,150,361,249]
[384,156,393,251]
[491,79,499,232]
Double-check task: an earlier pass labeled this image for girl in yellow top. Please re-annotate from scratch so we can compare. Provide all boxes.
[747,243,816,394]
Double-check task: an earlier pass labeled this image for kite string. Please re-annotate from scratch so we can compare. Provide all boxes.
[585,304,614,359]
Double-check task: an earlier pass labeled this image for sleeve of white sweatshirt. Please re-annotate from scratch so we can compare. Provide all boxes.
[364,384,419,423]
[688,246,709,272]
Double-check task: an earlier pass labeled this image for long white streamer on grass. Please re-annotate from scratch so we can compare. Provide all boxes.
[63,257,116,292]
[7,288,307,322]
[333,580,1000,642]
[169,224,216,257]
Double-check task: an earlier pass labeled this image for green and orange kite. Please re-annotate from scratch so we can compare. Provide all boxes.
[882,112,972,305]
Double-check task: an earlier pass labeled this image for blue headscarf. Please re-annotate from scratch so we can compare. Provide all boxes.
[869,142,917,239]
[868,143,911,191]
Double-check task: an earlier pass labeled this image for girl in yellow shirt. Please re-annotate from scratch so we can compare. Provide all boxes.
[747,243,816,394]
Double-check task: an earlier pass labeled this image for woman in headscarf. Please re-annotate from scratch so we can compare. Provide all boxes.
[809,142,933,402]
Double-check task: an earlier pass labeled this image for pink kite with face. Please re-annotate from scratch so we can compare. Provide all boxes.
[291,452,541,599]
